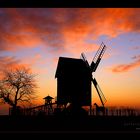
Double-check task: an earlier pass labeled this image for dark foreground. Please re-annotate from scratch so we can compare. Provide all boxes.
[0,115,140,134]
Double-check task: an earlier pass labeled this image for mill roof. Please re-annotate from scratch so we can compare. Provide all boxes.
[43,95,54,100]
[55,57,89,78]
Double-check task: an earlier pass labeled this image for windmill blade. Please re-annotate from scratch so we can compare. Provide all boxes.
[81,52,90,67]
[90,42,107,72]
[91,78,107,107]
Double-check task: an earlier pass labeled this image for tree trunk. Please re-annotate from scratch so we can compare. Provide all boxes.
[12,88,19,116]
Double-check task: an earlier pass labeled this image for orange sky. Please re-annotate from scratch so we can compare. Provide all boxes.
[0,8,140,115]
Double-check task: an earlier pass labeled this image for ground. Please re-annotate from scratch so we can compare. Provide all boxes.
[0,115,140,134]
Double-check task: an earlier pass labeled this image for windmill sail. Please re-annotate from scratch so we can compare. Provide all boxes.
[92,78,107,107]
[81,52,90,67]
[90,42,106,72]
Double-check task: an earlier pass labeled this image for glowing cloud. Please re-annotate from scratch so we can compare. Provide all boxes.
[0,8,139,54]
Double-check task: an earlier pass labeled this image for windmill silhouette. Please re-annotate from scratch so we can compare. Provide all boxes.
[55,42,107,115]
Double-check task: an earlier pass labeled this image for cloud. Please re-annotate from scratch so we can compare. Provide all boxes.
[0,56,42,80]
[0,56,19,77]
[0,8,139,54]
[0,56,19,68]
[0,56,31,74]
[131,55,140,59]
[64,42,99,56]
[22,53,44,66]
[132,46,140,50]
[60,8,140,40]
[111,54,140,73]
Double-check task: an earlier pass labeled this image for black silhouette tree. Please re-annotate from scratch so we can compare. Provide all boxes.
[0,66,37,115]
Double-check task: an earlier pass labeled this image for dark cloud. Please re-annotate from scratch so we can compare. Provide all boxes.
[132,46,140,50]
[131,55,140,59]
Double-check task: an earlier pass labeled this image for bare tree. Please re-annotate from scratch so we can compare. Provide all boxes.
[0,66,37,115]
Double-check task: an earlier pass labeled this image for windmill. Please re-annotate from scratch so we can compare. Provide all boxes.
[55,42,107,115]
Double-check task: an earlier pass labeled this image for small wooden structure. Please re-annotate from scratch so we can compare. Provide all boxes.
[43,95,54,105]
[43,95,54,115]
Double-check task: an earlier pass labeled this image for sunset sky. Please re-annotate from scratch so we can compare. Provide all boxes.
[0,8,140,115]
